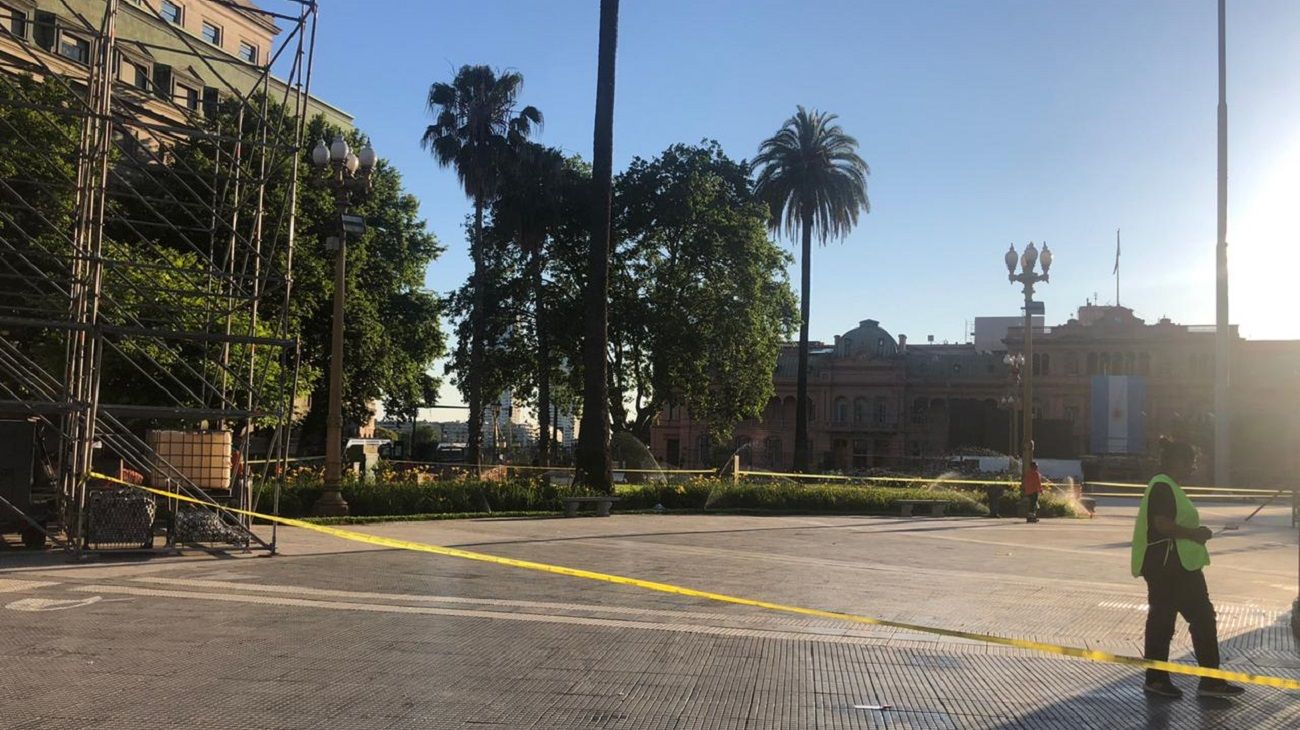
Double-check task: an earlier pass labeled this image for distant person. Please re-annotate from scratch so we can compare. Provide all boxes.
[1132,437,1243,699]
[1021,461,1043,523]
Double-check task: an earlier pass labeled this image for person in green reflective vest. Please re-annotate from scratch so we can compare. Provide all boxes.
[1132,437,1244,699]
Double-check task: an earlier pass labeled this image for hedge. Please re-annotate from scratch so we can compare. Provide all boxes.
[253,475,1078,522]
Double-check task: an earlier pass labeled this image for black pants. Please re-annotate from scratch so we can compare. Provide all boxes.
[1143,566,1220,683]
[1027,492,1039,514]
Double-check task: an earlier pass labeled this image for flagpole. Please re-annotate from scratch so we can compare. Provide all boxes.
[1214,0,1231,491]
[1115,228,1121,306]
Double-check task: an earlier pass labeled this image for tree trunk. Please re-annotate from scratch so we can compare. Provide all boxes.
[575,0,619,494]
[792,215,812,473]
[467,200,486,470]
[533,247,551,467]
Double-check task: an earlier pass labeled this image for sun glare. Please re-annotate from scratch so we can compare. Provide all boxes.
[1231,139,1300,340]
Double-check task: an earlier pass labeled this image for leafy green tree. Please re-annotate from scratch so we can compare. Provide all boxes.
[0,74,83,385]
[443,216,532,454]
[0,76,444,444]
[753,107,870,471]
[608,141,797,443]
[422,65,542,469]
[491,144,588,464]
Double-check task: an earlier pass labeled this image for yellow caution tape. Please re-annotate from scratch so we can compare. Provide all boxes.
[87,471,1300,691]
[384,460,714,475]
[738,469,1018,488]
[1088,481,1288,495]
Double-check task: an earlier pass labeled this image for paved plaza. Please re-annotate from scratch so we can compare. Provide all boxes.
[1,502,1298,729]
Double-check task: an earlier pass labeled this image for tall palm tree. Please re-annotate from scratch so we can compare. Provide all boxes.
[422,65,541,469]
[575,0,620,493]
[753,106,870,472]
[494,142,566,465]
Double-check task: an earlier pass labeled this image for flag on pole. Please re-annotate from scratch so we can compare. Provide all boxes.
[1113,229,1120,275]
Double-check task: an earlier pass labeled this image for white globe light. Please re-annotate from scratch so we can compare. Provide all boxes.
[1022,242,1039,272]
[311,139,329,167]
[345,152,360,174]
[357,144,377,169]
[329,136,349,162]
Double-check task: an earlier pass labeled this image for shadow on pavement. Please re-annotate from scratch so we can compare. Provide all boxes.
[989,619,1299,729]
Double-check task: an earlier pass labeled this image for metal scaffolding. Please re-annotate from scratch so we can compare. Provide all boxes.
[0,0,320,554]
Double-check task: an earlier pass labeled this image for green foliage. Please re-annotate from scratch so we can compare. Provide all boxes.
[753,107,871,243]
[615,478,988,515]
[0,75,86,383]
[607,141,798,440]
[296,116,446,431]
[254,472,1077,521]
[0,73,444,433]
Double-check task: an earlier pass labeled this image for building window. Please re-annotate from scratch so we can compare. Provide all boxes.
[2,4,27,38]
[666,438,680,466]
[58,33,89,64]
[853,397,867,425]
[1064,405,1078,423]
[1087,352,1098,375]
[874,397,887,425]
[120,59,149,90]
[1139,352,1151,376]
[911,398,927,424]
[176,82,199,110]
[201,20,221,46]
[238,40,257,63]
[852,439,870,470]
[876,337,885,356]
[1065,352,1079,376]
[764,437,781,469]
[160,1,182,25]
[695,434,711,465]
[833,397,849,424]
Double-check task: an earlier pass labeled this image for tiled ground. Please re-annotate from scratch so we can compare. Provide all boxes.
[1,502,1297,728]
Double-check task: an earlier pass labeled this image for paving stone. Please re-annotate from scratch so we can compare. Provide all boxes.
[2,506,1297,729]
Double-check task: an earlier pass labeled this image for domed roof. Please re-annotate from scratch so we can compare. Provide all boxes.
[837,319,898,359]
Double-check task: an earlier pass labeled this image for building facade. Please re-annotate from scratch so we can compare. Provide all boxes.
[0,0,351,132]
[651,304,1300,485]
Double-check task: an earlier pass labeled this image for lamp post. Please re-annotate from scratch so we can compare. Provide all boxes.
[310,136,377,516]
[998,389,1021,460]
[1005,242,1052,482]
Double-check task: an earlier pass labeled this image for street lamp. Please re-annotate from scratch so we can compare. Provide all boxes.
[1005,242,1052,482]
[997,388,1021,460]
[310,135,377,516]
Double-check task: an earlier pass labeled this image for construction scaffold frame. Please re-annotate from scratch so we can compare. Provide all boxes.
[0,0,321,555]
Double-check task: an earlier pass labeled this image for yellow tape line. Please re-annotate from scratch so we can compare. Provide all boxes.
[88,471,1300,691]
[738,469,1018,488]
[384,461,714,475]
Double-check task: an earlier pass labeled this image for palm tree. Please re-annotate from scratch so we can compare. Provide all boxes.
[753,107,870,472]
[422,65,541,469]
[493,142,567,465]
[575,0,620,493]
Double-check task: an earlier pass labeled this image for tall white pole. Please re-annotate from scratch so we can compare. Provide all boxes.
[1214,0,1231,488]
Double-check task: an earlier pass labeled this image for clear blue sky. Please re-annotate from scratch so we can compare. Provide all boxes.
[305,1,1300,411]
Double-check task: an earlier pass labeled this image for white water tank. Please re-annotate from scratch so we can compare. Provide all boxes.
[146,430,232,491]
